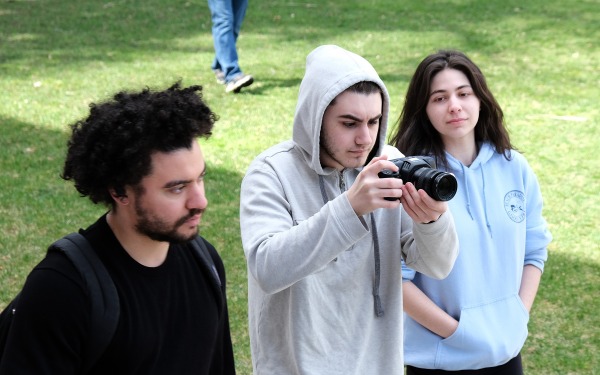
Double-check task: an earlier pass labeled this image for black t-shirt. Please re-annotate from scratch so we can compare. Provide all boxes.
[0,215,236,375]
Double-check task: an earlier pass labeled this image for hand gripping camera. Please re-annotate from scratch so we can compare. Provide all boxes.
[378,156,458,201]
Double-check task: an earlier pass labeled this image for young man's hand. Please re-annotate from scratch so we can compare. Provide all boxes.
[347,155,405,216]
[400,182,447,223]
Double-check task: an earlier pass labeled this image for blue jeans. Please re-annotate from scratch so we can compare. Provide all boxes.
[208,0,248,83]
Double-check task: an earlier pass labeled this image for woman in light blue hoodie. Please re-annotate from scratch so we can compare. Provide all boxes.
[389,50,552,374]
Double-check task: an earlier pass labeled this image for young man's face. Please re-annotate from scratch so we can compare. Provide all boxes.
[320,90,382,171]
[130,140,208,243]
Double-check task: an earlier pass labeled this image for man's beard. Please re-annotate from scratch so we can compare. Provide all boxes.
[320,138,368,169]
[134,202,203,243]
[320,137,346,169]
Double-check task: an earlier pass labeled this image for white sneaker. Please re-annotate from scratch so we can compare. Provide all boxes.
[225,74,254,93]
[214,69,226,85]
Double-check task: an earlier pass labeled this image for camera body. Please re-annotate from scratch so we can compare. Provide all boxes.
[378,156,457,201]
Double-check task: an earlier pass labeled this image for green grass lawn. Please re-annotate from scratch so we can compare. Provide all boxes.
[1,0,598,373]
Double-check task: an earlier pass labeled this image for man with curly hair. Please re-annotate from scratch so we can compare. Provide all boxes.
[0,83,236,374]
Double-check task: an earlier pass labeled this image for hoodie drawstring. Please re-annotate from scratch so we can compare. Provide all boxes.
[318,174,384,317]
[460,163,474,220]
[457,157,492,237]
[480,167,492,237]
[370,213,384,317]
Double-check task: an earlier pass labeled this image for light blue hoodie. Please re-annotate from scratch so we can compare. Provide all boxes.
[402,142,552,370]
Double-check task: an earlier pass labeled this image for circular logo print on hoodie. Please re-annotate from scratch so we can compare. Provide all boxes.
[504,190,525,222]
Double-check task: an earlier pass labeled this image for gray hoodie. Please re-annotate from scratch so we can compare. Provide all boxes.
[240,45,458,375]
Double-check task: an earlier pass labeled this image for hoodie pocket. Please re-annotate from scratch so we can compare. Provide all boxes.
[434,294,529,370]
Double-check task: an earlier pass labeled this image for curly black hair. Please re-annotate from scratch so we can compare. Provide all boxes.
[62,82,218,206]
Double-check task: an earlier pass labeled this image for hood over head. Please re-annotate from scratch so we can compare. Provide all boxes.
[292,45,390,175]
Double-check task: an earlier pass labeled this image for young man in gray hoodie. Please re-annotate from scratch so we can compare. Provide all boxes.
[239,45,459,374]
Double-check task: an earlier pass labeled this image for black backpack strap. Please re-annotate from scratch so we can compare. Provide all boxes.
[0,295,19,362]
[190,236,221,288]
[190,237,224,311]
[49,233,120,372]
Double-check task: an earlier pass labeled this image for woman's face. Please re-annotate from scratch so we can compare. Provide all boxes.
[425,68,480,145]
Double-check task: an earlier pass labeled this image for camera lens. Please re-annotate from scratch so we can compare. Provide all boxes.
[413,168,457,201]
[431,173,458,201]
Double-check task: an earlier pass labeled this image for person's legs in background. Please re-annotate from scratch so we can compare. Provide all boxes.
[208,0,253,92]
[232,0,248,42]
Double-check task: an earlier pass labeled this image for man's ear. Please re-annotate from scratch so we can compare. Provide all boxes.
[110,187,128,204]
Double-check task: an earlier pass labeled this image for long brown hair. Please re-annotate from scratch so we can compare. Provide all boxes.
[388,50,514,167]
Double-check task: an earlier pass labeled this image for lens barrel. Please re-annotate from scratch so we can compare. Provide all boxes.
[379,156,458,202]
[413,168,457,201]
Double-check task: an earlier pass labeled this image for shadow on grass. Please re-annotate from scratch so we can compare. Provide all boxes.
[1,0,597,80]
[241,77,302,95]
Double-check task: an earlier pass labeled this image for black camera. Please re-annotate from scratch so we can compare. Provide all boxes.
[378,156,457,201]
